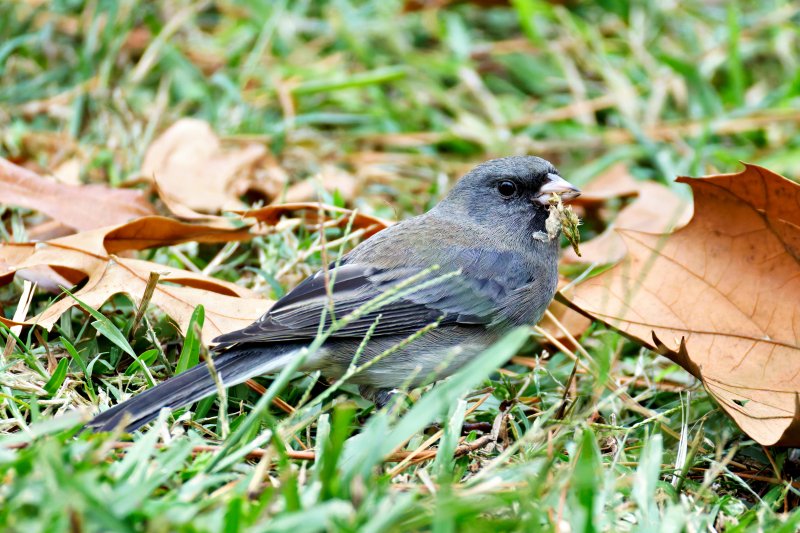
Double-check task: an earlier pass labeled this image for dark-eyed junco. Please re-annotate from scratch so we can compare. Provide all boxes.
[87,156,580,432]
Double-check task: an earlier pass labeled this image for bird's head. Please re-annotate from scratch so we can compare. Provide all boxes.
[435,156,580,240]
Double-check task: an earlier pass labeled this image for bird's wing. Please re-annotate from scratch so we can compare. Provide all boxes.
[212,245,531,347]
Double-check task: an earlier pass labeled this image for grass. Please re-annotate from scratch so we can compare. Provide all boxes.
[1,0,800,531]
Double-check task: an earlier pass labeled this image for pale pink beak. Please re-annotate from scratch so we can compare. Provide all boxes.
[535,174,581,204]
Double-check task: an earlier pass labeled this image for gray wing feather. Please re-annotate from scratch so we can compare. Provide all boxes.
[214,246,524,345]
[213,220,538,347]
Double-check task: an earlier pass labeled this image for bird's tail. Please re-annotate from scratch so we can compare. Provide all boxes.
[85,344,301,433]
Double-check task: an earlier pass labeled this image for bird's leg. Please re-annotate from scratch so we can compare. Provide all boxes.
[358,385,396,410]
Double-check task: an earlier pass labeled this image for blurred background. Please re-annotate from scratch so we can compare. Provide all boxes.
[2,0,799,226]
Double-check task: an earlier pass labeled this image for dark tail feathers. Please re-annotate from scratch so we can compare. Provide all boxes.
[85,344,299,433]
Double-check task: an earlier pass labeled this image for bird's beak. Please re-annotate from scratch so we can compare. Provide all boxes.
[535,174,581,205]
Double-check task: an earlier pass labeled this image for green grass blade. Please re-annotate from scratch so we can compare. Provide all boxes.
[176,305,204,375]
[292,66,407,95]
[0,409,92,446]
[61,337,96,403]
[124,349,158,376]
[432,398,468,480]
[341,326,531,482]
[43,358,69,396]
[61,287,155,388]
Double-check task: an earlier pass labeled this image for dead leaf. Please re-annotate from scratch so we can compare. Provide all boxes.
[16,265,74,294]
[280,164,357,204]
[102,217,256,255]
[0,201,385,337]
[235,202,394,238]
[569,163,641,206]
[562,182,692,265]
[0,215,250,292]
[140,118,266,212]
[564,163,800,446]
[230,162,287,204]
[50,158,82,186]
[539,277,592,349]
[0,158,155,231]
[154,179,247,229]
[6,253,269,340]
[26,219,75,242]
[15,216,252,259]
[0,223,270,339]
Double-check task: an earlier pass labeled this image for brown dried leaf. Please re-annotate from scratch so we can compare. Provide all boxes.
[565,164,800,445]
[0,222,270,339]
[50,158,82,186]
[0,157,155,231]
[0,219,253,275]
[230,162,287,204]
[280,164,357,204]
[20,216,253,258]
[154,179,247,229]
[0,200,385,337]
[563,182,692,265]
[539,277,592,349]
[569,163,641,206]
[26,219,75,242]
[16,265,74,294]
[235,202,394,238]
[140,119,266,212]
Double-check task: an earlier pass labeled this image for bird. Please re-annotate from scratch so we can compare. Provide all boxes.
[85,156,580,433]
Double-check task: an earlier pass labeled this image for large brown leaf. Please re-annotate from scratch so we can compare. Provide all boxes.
[235,202,394,238]
[279,164,357,204]
[0,201,385,339]
[569,163,641,207]
[565,164,800,445]
[4,252,268,340]
[2,216,255,259]
[0,158,155,231]
[563,182,692,265]
[538,276,592,349]
[0,218,270,339]
[139,119,267,212]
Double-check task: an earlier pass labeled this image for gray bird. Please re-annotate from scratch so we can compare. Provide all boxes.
[86,156,580,433]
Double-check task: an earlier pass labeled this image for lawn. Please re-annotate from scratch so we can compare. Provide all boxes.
[1,0,800,531]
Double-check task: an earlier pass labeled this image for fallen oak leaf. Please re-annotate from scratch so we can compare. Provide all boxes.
[154,178,244,228]
[569,163,641,207]
[280,164,357,205]
[0,216,269,339]
[538,276,592,351]
[0,203,387,338]
[562,182,692,265]
[0,215,255,284]
[235,202,394,238]
[0,248,269,340]
[15,265,74,294]
[139,118,266,212]
[101,216,253,254]
[26,219,75,242]
[563,163,800,446]
[0,157,155,231]
[50,158,82,186]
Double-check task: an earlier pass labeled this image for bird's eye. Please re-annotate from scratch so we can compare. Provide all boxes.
[497,181,517,197]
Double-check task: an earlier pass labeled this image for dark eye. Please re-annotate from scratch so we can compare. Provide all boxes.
[497,181,517,197]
